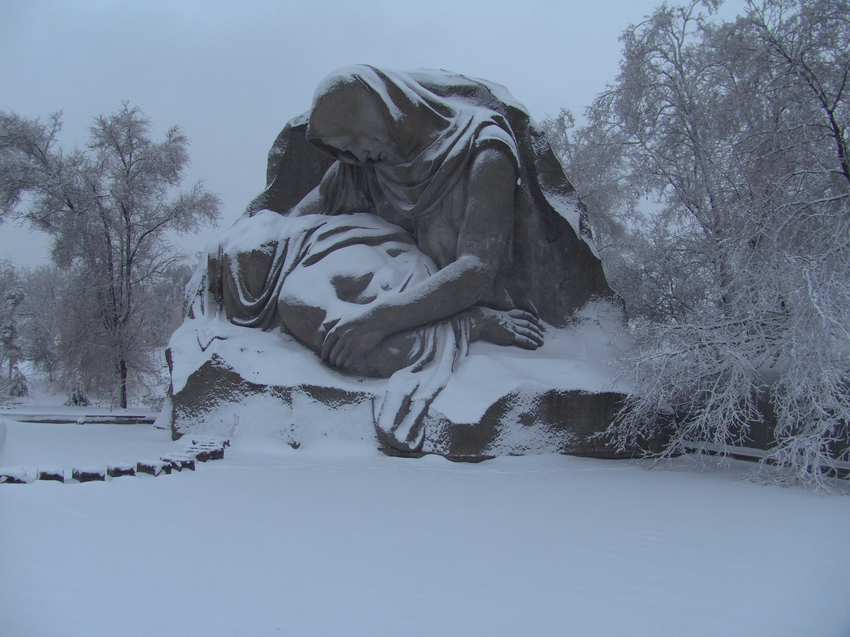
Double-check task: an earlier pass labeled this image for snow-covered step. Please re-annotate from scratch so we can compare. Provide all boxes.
[1,438,229,484]
[3,414,156,425]
[37,465,65,482]
[0,467,30,484]
[161,455,196,471]
[107,464,136,478]
[72,467,106,482]
[185,437,228,462]
[136,459,171,476]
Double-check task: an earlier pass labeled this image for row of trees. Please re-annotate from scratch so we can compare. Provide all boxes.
[547,0,849,486]
[0,259,192,407]
[0,105,220,407]
[0,263,27,398]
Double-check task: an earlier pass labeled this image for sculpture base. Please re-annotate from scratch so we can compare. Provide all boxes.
[166,303,647,460]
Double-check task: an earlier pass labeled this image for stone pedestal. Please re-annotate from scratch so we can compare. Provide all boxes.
[167,303,649,460]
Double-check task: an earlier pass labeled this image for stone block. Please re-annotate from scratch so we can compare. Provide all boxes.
[136,460,170,476]
[72,467,106,482]
[37,466,65,483]
[161,455,195,471]
[0,467,29,484]
[108,464,136,478]
[190,445,225,462]
[166,305,657,460]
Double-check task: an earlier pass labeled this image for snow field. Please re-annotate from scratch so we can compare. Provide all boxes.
[1,421,849,637]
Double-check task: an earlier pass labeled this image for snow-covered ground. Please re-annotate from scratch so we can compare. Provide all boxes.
[1,412,849,637]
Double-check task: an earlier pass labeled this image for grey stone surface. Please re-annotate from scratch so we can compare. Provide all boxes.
[107,464,136,478]
[169,351,651,459]
[161,455,196,471]
[136,460,169,477]
[37,466,65,482]
[72,467,106,482]
[170,66,640,459]
[189,445,225,462]
[422,390,632,460]
[1,467,29,484]
[214,67,615,351]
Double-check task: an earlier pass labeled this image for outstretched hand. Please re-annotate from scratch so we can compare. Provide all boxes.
[320,308,389,369]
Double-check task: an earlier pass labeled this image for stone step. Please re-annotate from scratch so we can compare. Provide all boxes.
[72,467,106,482]
[161,455,196,471]
[108,464,137,478]
[1,438,229,485]
[0,467,29,484]
[38,465,65,483]
[136,460,171,477]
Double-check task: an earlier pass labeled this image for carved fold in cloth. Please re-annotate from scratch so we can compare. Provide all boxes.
[254,66,616,326]
[374,318,469,452]
[188,210,469,452]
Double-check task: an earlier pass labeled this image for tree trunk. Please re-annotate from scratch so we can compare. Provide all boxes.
[118,357,128,409]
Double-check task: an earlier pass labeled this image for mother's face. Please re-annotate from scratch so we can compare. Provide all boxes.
[322,134,401,166]
[308,73,403,166]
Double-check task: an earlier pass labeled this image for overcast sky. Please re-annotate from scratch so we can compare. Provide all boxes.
[0,0,746,268]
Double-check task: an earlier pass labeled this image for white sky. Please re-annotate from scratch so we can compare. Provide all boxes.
[0,0,746,267]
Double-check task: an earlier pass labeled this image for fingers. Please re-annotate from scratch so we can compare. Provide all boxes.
[508,309,544,348]
[329,336,348,368]
[508,309,543,329]
[321,324,351,367]
[322,324,374,369]
[514,325,544,348]
[512,319,543,333]
[510,318,544,340]
[472,307,546,350]
[515,335,540,350]
[320,328,337,362]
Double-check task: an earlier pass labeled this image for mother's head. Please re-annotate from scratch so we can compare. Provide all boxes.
[306,65,450,166]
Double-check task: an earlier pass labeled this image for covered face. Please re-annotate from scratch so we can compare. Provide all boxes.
[306,75,396,164]
[306,65,455,167]
[305,65,521,221]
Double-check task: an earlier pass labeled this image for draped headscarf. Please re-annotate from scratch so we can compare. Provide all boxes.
[306,65,520,221]
[300,65,614,326]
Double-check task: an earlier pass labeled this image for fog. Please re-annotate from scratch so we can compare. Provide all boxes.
[0,0,744,266]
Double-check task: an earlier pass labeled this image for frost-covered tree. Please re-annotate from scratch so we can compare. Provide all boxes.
[0,262,27,398]
[17,265,63,383]
[552,0,850,486]
[0,105,221,407]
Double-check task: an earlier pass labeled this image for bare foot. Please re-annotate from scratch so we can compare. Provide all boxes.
[468,307,544,350]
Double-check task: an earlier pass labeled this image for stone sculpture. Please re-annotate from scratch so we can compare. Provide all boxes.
[169,66,637,458]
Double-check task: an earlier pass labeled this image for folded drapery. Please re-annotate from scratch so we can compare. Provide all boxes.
[185,210,469,452]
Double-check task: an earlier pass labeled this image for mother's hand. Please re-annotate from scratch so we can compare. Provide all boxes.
[320,307,389,369]
[470,307,545,350]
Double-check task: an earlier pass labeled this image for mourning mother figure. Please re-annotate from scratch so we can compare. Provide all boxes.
[191,65,615,451]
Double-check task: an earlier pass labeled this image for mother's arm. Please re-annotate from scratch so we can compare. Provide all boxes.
[321,147,517,368]
[288,184,324,216]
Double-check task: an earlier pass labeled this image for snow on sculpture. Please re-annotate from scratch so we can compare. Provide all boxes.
[170,66,637,458]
